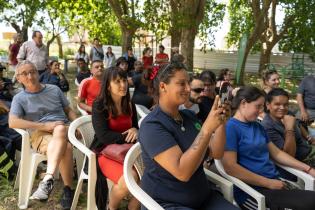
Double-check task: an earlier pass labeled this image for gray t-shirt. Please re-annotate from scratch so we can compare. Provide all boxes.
[261,113,311,160]
[10,84,70,124]
[298,75,315,109]
[90,46,104,61]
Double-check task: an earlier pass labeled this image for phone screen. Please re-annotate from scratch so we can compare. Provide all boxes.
[219,82,231,104]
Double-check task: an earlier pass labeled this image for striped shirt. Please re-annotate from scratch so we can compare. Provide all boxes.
[17,40,49,70]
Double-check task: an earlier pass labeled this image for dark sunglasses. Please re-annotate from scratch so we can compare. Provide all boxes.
[191,88,204,93]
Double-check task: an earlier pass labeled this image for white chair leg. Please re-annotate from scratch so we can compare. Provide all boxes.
[14,163,20,190]
[71,177,84,210]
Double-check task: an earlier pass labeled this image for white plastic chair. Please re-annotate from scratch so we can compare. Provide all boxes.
[215,159,266,210]
[68,115,97,210]
[77,104,89,116]
[129,87,135,98]
[275,163,315,190]
[13,129,48,209]
[124,143,234,210]
[75,78,80,87]
[135,104,151,119]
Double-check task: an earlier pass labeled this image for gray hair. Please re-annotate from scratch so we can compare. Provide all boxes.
[16,60,37,73]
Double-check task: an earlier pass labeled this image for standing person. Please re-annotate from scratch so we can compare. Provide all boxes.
[139,62,237,210]
[17,31,49,75]
[296,75,315,122]
[74,44,89,66]
[142,47,153,70]
[123,47,137,73]
[39,60,69,93]
[90,38,104,62]
[8,33,22,79]
[9,61,76,209]
[155,44,169,66]
[223,86,315,210]
[91,66,140,210]
[261,69,280,93]
[78,60,104,113]
[104,46,116,68]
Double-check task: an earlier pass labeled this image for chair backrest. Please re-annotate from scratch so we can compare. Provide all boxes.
[124,142,164,210]
[135,104,151,119]
[214,159,266,210]
[69,115,94,147]
[77,104,89,116]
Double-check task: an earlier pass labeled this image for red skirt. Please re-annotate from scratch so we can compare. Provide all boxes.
[98,155,123,184]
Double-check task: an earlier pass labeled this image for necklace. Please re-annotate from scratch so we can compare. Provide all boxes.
[174,113,185,132]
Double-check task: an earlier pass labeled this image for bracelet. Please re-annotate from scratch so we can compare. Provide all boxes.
[285,129,295,135]
[304,166,312,174]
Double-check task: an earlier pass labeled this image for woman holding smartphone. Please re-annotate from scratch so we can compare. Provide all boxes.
[139,62,238,210]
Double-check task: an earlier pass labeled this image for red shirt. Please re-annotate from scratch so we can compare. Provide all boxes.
[155,53,169,65]
[9,43,21,65]
[142,56,153,70]
[78,77,101,107]
[108,114,132,133]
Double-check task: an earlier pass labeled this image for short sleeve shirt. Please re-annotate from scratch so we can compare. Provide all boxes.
[10,84,69,125]
[225,118,279,204]
[298,75,315,109]
[139,106,211,209]
[261,113,311,160]
[78,77,101,107]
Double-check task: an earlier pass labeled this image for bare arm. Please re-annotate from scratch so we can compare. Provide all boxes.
[154,128,214,182]
[209,124,226,159]
[9,114,64,132]
[297,93,309,121]
[154,96,226,182]
[78,97,92,113]
[64,106,77,122]
[268,141,311,172]
[222,151,284,189]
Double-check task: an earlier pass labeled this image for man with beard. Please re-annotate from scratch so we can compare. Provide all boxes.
[179,75,205,119]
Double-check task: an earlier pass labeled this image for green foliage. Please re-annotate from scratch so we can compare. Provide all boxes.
[226,0,254,48]
[199,0,226,49]
[278,0,315,60]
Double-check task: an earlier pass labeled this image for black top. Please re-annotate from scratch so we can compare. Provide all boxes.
[131,74,153,109]
[197,96,214,122]
[90,100,139,151]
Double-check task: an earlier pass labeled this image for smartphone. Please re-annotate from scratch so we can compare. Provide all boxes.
[219,82,231,104]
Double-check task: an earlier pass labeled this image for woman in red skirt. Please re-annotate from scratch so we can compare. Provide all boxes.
[90,66,140,210]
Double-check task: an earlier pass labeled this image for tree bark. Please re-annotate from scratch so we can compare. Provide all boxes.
[56,35,63,59]
[46,36,57,57]
[181,29,196,71]
[121,28,135,54]
[259,44,272,74]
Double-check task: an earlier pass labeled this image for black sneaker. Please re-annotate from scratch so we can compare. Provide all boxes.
[30,178,54,201]
[60,186,74,210]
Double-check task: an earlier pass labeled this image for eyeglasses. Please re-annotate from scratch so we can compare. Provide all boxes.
[191,88,204,93]
[17,70,37,77]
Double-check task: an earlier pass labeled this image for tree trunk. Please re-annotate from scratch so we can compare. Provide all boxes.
[238,46,251,86]
[170,28,181,57]
[21,26,28,42]
[56,35,63,59]
[181,29,196,71]
[259,45,272,75]
[46,36,56,57]
[121,28,135,54]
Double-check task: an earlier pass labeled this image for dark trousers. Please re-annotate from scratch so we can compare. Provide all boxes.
[241,188,315,210]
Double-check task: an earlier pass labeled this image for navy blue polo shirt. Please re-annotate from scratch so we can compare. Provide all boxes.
[139,106,210,209]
